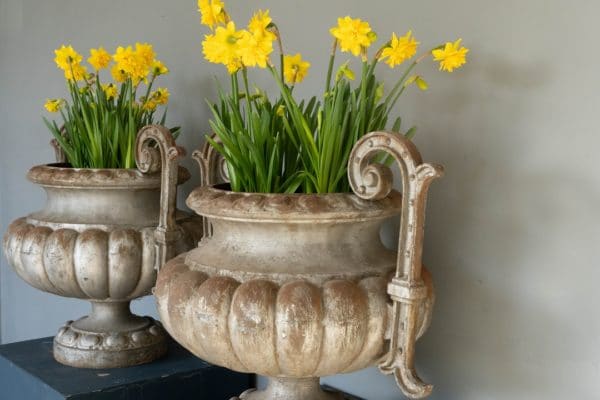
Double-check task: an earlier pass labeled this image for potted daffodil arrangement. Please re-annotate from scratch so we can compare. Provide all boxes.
[158,2,468,400]
[3,44,202,369]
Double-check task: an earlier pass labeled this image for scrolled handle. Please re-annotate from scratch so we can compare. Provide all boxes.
[348,131,443,399]
[191,134,229,237]
[135,125,186,271]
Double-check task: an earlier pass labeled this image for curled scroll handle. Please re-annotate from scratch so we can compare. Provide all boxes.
[135,125,186,271]
[191,134,229,237]
[348,131,443,399]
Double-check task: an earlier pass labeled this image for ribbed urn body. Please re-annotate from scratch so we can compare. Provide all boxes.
[3,164,199,301]
[155,186,433,380]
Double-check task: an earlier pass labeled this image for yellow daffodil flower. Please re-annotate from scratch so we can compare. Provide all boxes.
[329,16,376,57]
[143,99,158,111]
[379,31,419,68]
[113,44,152,84]
[152,87,170,105]
[135,43,155,68]
[202,21,244,74]
[44,99,63,112]
[432,39,469,72]
[111,65,127,83]
[64,63,88,81]
[54,45,82,70]
[198,0,228,30]
[248,9,273,37]
[283,53,310,84]
[88,47,111,70]
[238,29,274,68]
[152,60,169,76]
[101,83,118,99]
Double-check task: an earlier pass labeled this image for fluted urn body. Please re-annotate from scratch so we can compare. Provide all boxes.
[3,163,201,368]
[155,186,434,400]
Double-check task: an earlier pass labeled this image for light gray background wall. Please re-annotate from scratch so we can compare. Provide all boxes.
[1,0,599,399]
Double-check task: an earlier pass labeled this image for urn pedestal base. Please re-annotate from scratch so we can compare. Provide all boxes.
[53,301,168,369]
[233,378,343,400]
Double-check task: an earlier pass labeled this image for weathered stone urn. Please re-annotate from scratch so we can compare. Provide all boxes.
[2,125,202,368]
[155,131,442,399]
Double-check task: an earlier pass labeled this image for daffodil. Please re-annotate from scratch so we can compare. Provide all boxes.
[111,65,128,83]
[248,9,274,37]
[238,30,274,68]
[135,43,155,68]
[44,99,63,112]
[152,88,170,105]
[202,21,244,73]
[64,63,88,81]
[101,83,118,99]
[379,31,419,68]
[432,39,468,72]
[283,53,310,84]
[152,60,169,76]
[113,45,151,83]
[54,45,82,70]
[198,0,228,29]
[329,16,377,57]
[142,99,158,111]
[88,47,111,70]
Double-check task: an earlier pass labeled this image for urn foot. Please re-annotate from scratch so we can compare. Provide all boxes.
[53,301,168,368]
[231,377,343,400]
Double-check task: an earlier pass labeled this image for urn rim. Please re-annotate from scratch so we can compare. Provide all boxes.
[27,163,190,189]
[186,185,402,222]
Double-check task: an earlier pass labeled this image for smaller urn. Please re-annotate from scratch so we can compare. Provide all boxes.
[2,125,202,368]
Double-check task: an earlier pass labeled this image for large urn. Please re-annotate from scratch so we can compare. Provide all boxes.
[155,131,442,399]
[2,126,202,368]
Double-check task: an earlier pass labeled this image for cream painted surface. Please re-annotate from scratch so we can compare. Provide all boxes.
[1,0,599,399]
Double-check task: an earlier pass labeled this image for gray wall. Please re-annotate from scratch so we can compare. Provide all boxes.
[1,0,599,399]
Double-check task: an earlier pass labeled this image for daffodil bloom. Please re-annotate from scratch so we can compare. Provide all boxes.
[113,45,151,83]
[283,53,310,84]
[379,31,419,68]
[44,99,63,112]
[135,43,155,67]
[152,60,169,76]
[152,87,170,105]
[88,47,111,70]
[329,16,376,57]
[248,9,274,37]
[143,99,158,111]
[238,29,274,68]
[432,39,469,72]
[111,65,127,83]
[64,63,88,81]
[101,83,117,99]
[54,45,82,71]
[202,21,244,73]
[198,0,228,29]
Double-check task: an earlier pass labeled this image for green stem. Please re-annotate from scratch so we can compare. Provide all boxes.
[325,39,337,93]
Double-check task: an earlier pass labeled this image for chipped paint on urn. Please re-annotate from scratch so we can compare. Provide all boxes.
[2,126,202,369]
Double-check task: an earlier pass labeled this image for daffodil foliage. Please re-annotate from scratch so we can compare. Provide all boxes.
[44,44,177,168]
[199,1,469,193]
